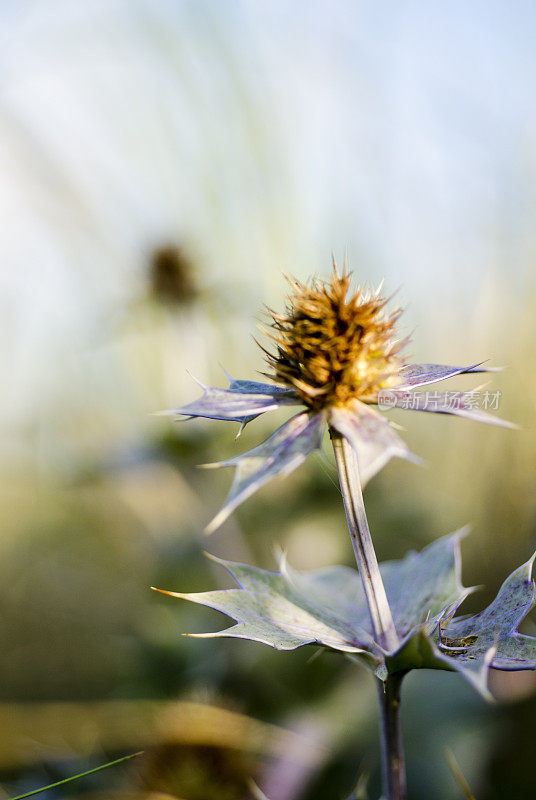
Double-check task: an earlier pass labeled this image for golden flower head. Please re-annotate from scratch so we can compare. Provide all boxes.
[262,263,407,410]
[166,259,508,533]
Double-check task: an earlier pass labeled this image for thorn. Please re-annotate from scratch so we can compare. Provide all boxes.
[526,550,536,571]
[203,551,228,565]
[151,587,188,599]
[277,548,289,574]
[186,369,206,389]
[204,511,226,535]
[219,363,234,382]
[331,251,338,275]
[456,524,472,541]
[235,421,247,439]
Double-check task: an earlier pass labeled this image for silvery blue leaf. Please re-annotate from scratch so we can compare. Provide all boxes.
[329,400,421,485]
[161,382,299,423]
[384,628,497,699]
[388,553,536,698]
[158,527,536,698]
[377,388,515,429]
[156,555,375,655]
[226,378,300,432]
[491,634,536,670]
[438,554,536,668]
[156,531,469,663]
[228,378,297,398]
[284,530,470,643]
[397,362,497,389]
[203,411,326,533]
[380,529,473,639]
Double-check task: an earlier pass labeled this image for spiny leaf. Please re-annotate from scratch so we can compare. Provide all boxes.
[155,556,375,656]
[158,533,536,698]
[387,553,536,698]
[203,411,326,533]
[228,378,297,397]
[156,531,468,662]
[226,378,300,432]
[435,554,536,689]
[328,400,421,485]
[381,529,472,638]
[383,627,497,699]
[397,362,494,389]
[161,380,298,423]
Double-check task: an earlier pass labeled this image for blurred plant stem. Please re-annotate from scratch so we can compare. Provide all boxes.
[445,747,476,799]
[330,430,405,800]
[376,673,406,800]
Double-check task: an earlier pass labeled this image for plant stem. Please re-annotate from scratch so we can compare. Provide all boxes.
[330,430,398,652]
[376,673,406,800]
[330,428,406,800]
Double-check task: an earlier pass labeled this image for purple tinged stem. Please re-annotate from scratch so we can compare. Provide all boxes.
[330,430,399,652]
[330,428,406,800]
[376,672,407,800]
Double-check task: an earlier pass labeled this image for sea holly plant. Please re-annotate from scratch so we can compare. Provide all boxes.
[156,265,535,800]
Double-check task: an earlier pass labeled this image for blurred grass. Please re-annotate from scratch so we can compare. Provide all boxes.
[1,274,536,799]
[1,3,536,798]
[0,700,324,770]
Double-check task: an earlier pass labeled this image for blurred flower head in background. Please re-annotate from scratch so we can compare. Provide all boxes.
[149,244,198,307]
[1,2,536,799]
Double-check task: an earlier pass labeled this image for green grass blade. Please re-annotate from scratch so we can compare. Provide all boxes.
[7,751,143,800]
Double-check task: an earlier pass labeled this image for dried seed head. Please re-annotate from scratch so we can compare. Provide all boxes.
[149,244,198,306]
[262,263,407,410]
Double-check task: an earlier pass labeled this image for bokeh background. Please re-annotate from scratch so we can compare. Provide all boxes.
[2,2,536,799]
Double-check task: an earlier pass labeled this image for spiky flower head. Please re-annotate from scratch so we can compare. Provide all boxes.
[163,259,510,532]
[263,264,406,410]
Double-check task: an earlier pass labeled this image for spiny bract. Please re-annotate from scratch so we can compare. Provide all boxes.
[162,260,511,532]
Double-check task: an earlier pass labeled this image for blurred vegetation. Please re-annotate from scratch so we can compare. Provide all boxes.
[1,261,535,799]
[2,2,536,799]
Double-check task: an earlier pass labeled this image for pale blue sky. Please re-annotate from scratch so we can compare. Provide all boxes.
[1,0,535,424]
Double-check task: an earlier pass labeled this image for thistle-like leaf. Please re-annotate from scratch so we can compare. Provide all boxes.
[157,556,376,656]
[226,378,300,431]
[162,380,298,423]
[203,411,326,533]
[158,532,536,698]
[227,378,297,398]
[382,626,498,700]
[329,400,421,485]
[386,553,536,698]
[156,531,468,663]
[380,529,472,637]
[397,362,495,389]
[436,555,536,678]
